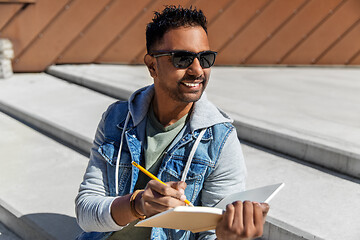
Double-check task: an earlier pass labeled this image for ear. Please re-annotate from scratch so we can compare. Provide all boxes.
[144,54,157,79]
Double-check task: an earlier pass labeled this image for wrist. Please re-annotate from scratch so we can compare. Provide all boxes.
[134,190,145,215]
[130,189,146,220]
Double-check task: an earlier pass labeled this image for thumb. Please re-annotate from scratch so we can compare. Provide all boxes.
[260,203,270,217]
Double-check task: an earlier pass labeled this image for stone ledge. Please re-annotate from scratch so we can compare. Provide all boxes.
[47,64,360,179]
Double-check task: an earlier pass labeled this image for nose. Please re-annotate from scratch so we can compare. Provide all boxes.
[186,57,203,77]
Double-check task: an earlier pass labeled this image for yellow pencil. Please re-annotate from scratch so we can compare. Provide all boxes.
[131,161,194,207]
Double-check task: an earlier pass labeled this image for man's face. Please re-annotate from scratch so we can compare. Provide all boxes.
[150,26,212,104]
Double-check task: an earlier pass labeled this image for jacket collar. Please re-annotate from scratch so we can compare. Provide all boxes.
[127,84,232,131]
[127,85,155,127]
[189,92,233,131]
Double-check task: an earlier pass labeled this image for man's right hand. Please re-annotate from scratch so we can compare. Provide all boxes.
[136,180,188,217]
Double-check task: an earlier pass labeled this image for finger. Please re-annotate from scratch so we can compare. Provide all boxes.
[169,181,187,191]
[223,203,236,228]
[141,188,184,216]
[147,180,184,200]
[231,201,244,231]
[143,186,182,205]
[261,203,270,217]
[144,182,186,209]
[243,201,255,236]
[143,198,173,215]
[253,202,264,236]
[215,204,235,239]
[168,181,187,201]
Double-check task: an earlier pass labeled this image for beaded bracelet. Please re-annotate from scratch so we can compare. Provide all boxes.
[130,189,146,220]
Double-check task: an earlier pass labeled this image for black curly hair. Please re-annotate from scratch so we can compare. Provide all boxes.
[146,5,208,53]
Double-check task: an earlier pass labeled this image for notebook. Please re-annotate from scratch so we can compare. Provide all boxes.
[135,183,284,233]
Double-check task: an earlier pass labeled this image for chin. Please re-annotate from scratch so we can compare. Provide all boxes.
[178,92,203,103]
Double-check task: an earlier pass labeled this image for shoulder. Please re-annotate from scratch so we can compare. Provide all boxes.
[102,100,128,124]
[208,122,236,158]
[98,100,129,140]
[209,121,235,142]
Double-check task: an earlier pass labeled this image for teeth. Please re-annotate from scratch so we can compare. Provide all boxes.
[183,82,200,87]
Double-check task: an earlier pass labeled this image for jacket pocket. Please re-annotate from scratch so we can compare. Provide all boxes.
[98,140,117,166]
[161,155,208,181]
[160,155,210,203]
[98,138,132,166]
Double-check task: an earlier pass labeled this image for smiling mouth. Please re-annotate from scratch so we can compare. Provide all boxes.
[181,80,203,87]
[182,82,200,87]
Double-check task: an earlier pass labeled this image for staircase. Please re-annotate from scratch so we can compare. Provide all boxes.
[0,64,359,240]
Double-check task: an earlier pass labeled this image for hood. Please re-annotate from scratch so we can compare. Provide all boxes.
[127,84,233,131]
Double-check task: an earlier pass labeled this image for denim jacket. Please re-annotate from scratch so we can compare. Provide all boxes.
[75,85,247,240]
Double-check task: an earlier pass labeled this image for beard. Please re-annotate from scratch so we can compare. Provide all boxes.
[169,74,208,103]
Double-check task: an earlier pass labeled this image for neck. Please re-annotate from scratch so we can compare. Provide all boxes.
[152,96,193,127]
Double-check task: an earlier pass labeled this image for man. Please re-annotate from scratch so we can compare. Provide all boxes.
[75,5,269,240]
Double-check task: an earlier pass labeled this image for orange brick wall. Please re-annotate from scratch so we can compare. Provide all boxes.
[0,0,359,72]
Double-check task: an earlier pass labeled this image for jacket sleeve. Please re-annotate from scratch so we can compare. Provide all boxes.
[198,127,247,240]
[75,108,125,232]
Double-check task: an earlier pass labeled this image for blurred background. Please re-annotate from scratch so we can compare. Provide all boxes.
[1,0,359,71]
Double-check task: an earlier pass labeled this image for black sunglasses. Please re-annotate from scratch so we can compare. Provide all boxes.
[150,50,217,69]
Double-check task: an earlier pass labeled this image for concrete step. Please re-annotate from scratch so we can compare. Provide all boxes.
[1,71,359,239]
[0,73,116,155]
[0,112,88,240]
[0,222,22,240]
[47,64,360,180]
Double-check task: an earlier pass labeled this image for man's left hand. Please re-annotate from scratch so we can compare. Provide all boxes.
[215,201,269,240]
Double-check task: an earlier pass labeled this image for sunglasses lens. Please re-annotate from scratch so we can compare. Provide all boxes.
[170,51,217,69]
[199,52,216,68]
[172,52,195,69]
